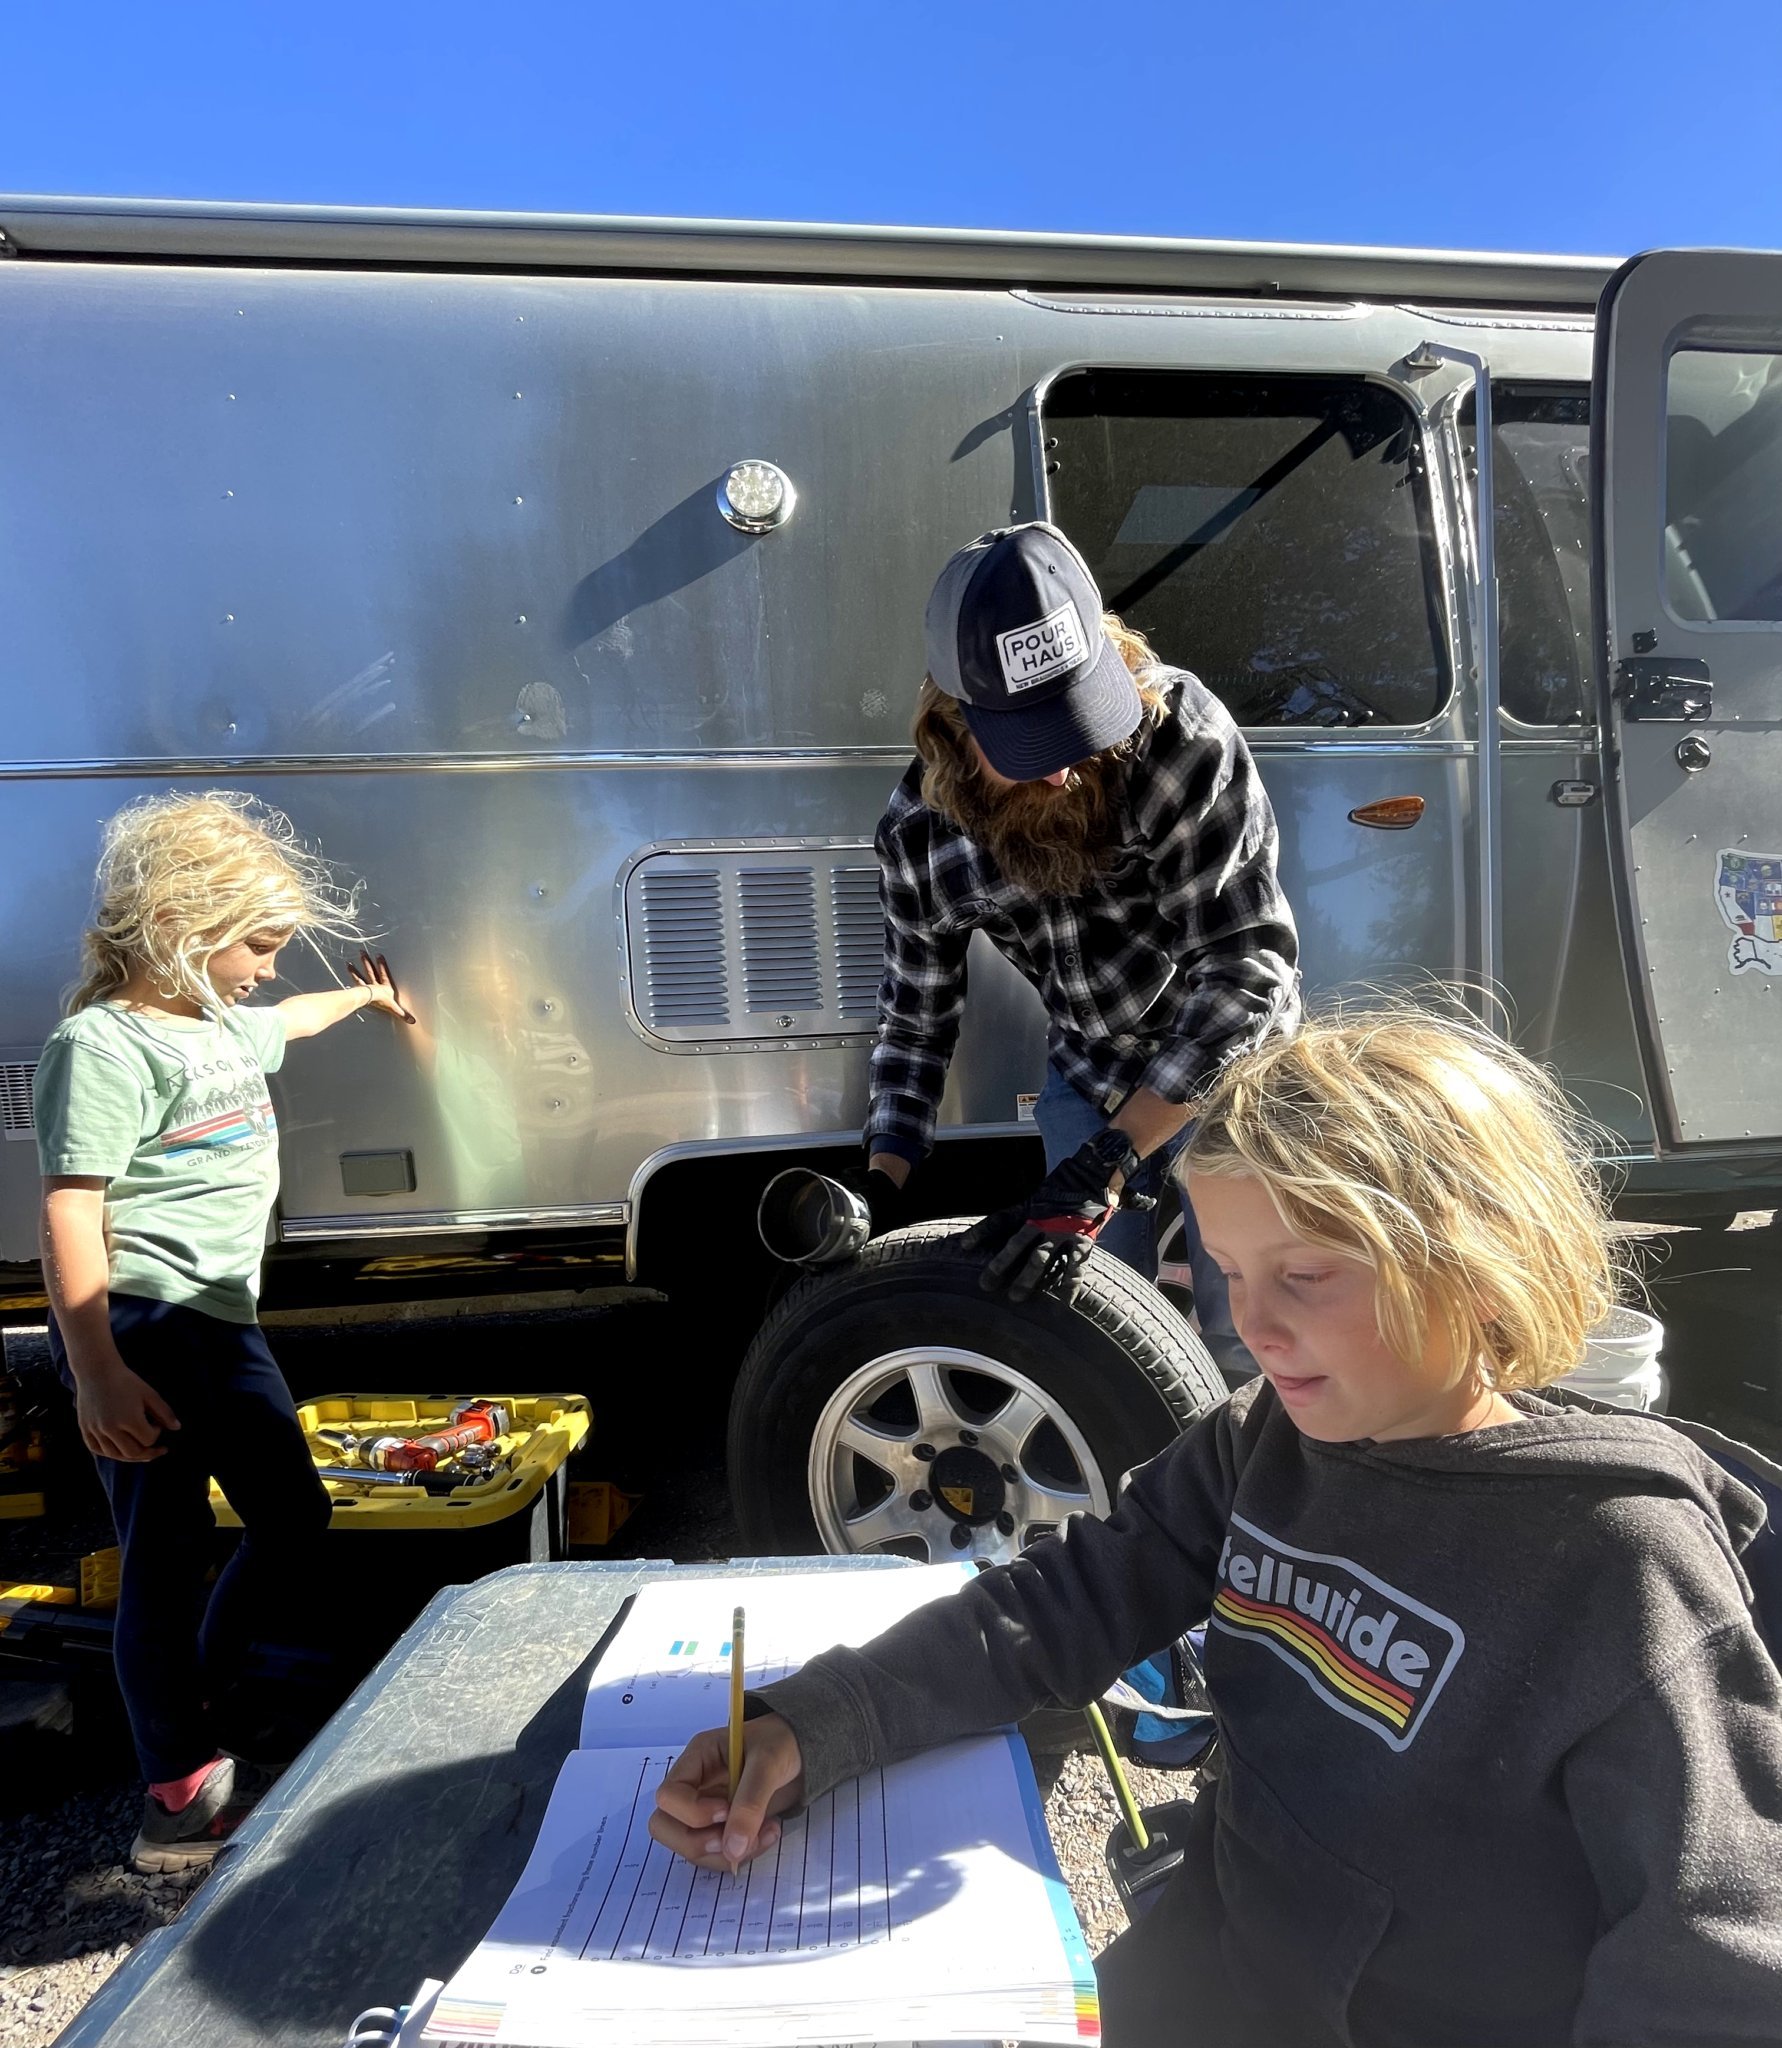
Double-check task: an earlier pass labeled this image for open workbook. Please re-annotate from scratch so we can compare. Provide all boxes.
[423,1565,1101,2048]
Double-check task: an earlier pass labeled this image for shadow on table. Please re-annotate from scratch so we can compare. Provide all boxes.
[171,1638,602,2040]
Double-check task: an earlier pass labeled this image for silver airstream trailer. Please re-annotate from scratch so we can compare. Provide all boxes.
[1,201,1778,1551]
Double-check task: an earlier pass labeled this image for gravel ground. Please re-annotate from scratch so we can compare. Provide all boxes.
[0,1779,208,2045]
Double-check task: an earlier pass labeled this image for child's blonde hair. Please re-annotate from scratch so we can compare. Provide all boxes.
[66,792,363,1016]
[1182,1004,1622,1391]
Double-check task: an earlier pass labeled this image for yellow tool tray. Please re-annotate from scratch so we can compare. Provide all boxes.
[209,1392,591,1534]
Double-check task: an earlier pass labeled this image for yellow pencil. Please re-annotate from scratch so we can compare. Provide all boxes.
[727,1605,746,1802]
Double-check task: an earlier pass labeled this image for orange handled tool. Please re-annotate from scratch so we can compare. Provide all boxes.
[367,1401,510,1474]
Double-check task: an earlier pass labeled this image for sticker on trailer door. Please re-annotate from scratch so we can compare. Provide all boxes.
[1715,851,1782,974]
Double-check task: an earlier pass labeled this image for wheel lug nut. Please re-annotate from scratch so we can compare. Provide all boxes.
[1001,1463,1019,1484]
[910,1489,932,1512]
[949,1524,972,1549]
[913,1443,936,1462]
[959,1430,979,1447]
[996,1511,1016,1536]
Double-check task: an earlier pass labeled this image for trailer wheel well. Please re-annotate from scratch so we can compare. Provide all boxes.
[628,1132,1045,1308]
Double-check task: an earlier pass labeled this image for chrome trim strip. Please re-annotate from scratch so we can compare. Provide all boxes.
[0,737,1595,776]
[1394,303,1595,333]
[1242,737,1473,757]
[0,194,1618,305]
[1011,291,1366,322]
[278,1202,627,1243]
[1429,344,1503,997]
[623,1121,1034,1277]
[0,747,913,782]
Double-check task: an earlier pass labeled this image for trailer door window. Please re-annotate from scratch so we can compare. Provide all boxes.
[1460,386,1592,727]
[1665,347,1782,623]
[1043,370,1448,728]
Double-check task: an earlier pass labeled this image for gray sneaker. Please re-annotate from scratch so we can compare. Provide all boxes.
[131,1757,239,1874]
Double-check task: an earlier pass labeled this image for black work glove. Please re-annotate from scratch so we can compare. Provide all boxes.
[959,1138,1154,1304]
[846,1162,913,1238]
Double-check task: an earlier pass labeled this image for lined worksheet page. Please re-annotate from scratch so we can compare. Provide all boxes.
[578,1565,976,1750]
[490,1747,901,1963]
[426,1736,1099,2048]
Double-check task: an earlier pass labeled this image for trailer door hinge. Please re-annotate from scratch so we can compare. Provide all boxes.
[1616,656,1711,722]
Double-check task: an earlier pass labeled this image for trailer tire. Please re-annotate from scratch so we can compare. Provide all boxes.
[727,1218,1226,1561]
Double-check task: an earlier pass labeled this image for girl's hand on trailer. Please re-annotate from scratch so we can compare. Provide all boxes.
[348,950,417,1024]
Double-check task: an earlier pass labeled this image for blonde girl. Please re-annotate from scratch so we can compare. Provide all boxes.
[35,793,413,1872]
[653,1007,1782,2046]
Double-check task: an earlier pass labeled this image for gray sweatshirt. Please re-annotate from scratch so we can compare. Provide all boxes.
[756,1385,1782,2046]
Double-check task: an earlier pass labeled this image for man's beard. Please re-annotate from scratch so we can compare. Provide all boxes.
[936,756,1124,896]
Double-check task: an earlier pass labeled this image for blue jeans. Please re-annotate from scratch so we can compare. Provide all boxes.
[51,1296,331,1783]
[1031,1063,1255,1385]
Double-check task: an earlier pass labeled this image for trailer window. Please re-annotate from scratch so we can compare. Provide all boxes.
[1044,371,1448,727]
[1460,386,1592,727]
[1665,347,1782,623]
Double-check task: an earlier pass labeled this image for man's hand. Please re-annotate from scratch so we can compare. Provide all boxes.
[71,1351,180,1463]
[649,1714,806,1872]
[960,1138,1153,1304]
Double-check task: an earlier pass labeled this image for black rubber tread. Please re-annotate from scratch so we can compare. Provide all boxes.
[729,1218,1226,1549]
[807,1218,1220,1421]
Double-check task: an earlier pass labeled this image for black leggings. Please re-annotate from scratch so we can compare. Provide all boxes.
[51,1295,330,1783]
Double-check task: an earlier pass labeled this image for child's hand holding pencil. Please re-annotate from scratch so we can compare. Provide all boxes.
[649,1686,807,1876]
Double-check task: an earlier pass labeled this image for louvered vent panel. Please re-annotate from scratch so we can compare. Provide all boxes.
[639,869,729,1028]
[738,867,821,1013]
[0,1062,36,1139]
[622,842,880,1050]
[831,867,885,1019]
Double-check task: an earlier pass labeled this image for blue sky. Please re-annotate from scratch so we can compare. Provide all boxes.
[4,1,1778,254]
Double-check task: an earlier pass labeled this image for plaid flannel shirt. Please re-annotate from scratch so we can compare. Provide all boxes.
[865,669,1301,1163]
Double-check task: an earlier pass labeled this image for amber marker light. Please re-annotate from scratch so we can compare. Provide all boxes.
[1348,796,1427,830]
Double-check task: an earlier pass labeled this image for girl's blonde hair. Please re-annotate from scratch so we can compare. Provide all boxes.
[1182,1003,1622,1391]
[66,792,363,1015]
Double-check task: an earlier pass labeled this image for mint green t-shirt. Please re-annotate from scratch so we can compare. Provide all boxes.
[34,1001,289,1325]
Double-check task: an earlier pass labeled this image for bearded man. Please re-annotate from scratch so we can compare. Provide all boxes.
[860,522,1301,1381]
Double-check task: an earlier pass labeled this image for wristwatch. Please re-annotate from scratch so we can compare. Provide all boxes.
[1083,1126,1142,1186]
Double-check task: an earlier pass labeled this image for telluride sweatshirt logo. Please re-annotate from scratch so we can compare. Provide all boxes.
[1212,1512,1465,1751]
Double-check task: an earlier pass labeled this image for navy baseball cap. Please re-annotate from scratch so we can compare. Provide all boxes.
[924,522,1143,780]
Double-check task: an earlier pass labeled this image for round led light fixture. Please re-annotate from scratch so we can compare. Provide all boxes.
[717,459,796,533]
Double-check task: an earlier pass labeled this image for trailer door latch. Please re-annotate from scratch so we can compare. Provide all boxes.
[1616,656,1712,722]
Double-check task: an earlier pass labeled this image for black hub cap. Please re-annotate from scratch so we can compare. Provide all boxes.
[928,1444,1005,1526]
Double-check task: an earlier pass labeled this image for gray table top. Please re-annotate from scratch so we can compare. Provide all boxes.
[57,1557,909,2048]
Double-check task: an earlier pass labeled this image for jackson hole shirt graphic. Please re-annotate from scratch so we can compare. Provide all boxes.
[1212,1513,1465,1749]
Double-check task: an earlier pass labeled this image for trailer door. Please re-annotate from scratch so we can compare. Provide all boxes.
[1595,249,1782,1148]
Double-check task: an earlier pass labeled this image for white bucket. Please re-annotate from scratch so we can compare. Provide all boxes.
[1558,1306,1667,1412]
